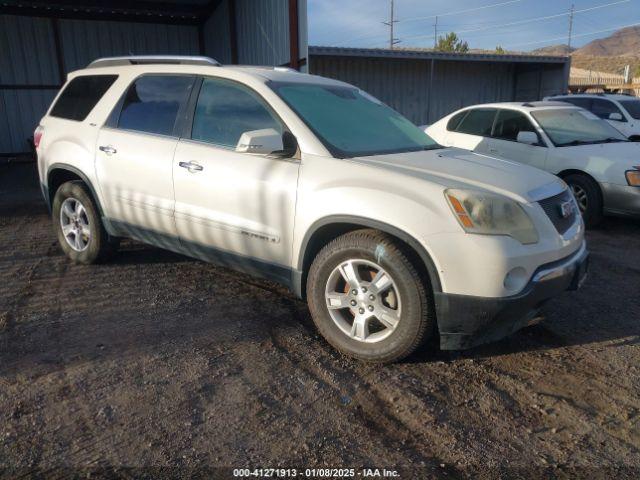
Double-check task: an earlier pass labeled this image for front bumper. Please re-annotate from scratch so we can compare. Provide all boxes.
[435,242,589,350]
[601,183,640,217]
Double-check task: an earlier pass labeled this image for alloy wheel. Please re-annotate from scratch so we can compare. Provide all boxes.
[59,197,91,252]
[570,184,588,214]
[324,259,402,343]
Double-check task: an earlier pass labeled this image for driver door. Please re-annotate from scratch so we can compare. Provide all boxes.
[483,109,548,170]
[172,77,299,278]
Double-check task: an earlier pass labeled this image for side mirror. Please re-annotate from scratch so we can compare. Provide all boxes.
[609,112,623,121]
[516,131,538,145]
[235,128,283,155]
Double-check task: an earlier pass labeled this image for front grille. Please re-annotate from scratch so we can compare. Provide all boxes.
[538,189,577,235]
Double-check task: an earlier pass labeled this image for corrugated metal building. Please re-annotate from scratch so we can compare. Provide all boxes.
[309,46,571,126]
[0,0,308,157]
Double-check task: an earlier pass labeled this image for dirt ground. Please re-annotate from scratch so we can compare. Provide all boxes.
[1,162,639,479]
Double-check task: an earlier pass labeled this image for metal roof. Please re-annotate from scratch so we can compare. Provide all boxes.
[0,0,222,25]
[309,46,569,64]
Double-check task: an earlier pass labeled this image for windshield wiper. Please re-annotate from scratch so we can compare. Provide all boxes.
[557,139,594,147]
[597,137,627,143]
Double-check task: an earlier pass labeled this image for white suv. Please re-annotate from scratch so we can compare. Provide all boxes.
[545,94,640,141]
[35,56,588,363]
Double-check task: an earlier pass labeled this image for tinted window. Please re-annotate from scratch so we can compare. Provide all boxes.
[456,109,496,136]
[270,83,439,158]
[192,78,283,148]
[118,75,194,136]
[447,111,468,131]
[555,97,592,109]
[492,110,538,142]
[50,75,118,121]
[620,99,640,120]
[591,99,625,121]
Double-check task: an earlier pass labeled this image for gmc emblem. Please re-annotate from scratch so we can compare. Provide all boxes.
[559,201,573,219]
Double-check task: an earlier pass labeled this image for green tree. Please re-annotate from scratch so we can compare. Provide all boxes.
[435,32,469,53]
[495,45,506,54]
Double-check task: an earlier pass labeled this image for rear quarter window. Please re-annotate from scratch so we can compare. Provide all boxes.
[50,75,118,121]
[455,108,497,136]
[447,110,468,131]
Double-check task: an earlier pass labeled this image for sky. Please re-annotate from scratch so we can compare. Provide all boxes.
[308,0,640,51]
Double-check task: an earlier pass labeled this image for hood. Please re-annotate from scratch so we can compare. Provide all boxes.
[558,141,640,165]
[350,147,565,203]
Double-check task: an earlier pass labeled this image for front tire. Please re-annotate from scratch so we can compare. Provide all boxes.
[565,173,603,228]
[52,180,112,264]
[307,229,434,363]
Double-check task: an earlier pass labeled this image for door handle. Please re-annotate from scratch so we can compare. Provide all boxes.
[179,161,204,173]
[99,145,117,155]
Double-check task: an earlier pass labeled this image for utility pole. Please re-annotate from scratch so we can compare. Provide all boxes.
[434,16,438,48]
[382,0,400,49]
[567,3,575,49]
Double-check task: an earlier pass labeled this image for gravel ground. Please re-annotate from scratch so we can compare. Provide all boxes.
[1,162,639,479]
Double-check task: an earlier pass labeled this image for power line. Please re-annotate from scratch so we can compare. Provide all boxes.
[333,0,524,46]
[508,21,640,47]
[401,0,630,41]
[400,0,523,23]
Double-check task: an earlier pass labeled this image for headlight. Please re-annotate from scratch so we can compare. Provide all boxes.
[445,189,539,244]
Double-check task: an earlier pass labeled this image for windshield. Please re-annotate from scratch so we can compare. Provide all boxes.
[269,82,440,158]
[620,99,640,120]
[531,108,628,146]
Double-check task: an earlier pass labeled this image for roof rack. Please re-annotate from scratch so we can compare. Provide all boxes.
[87,55,221,69]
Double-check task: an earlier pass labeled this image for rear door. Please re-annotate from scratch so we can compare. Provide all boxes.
[445,108,497,154]
[95,74,195,247]
[484,109,548,169]
[172,76,299,279]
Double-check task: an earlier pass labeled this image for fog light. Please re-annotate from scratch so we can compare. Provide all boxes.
[504,267,528,293]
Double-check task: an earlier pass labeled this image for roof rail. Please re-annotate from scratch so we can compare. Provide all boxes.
[87,55,221,69]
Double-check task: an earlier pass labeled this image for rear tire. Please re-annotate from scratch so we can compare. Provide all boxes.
[565,173,603,228]
[306,229,434,363]
[52,180,113,264]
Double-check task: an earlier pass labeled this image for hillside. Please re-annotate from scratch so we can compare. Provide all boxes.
[570,55,640,77]
[531,44,576,56]
[575,25,640,56]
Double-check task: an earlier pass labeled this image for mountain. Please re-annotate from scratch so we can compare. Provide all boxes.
[531,44,575,56]
[574,26,640,56]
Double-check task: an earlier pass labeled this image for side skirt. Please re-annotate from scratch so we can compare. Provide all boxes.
[109,220,294,290]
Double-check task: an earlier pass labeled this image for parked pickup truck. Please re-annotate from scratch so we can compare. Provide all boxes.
[35,56,587,362]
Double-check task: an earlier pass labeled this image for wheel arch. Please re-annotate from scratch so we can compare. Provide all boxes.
[557,169,603,201]
[294,216,442,300]
[46,163,105,218]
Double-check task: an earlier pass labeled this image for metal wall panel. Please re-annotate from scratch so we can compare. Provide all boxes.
[428,61,514,122]
[203,0,232,64]
[59,19,200,72]
[310,55,568,125]
[309,56,431,124]
[235,0,289,66]
[0,89,57,153]
[0,15,60,85]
